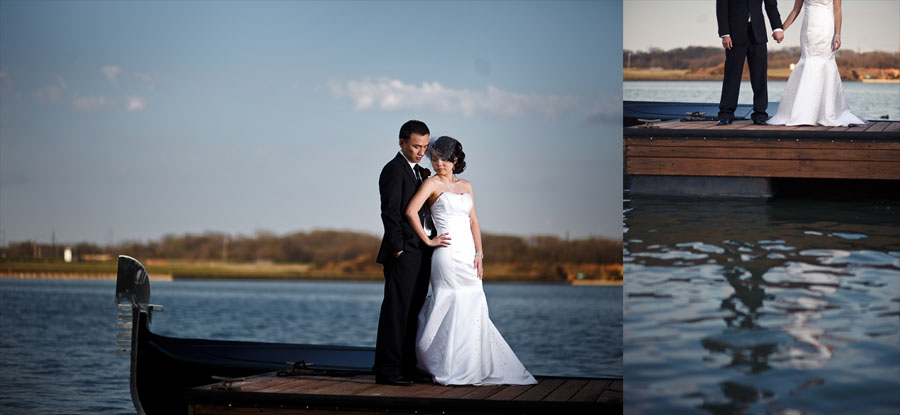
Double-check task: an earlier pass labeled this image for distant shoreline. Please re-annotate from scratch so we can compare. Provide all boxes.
[625,68,789,81]
[0,260,622,285]
[624,67,899,82]
[0,272,622,285]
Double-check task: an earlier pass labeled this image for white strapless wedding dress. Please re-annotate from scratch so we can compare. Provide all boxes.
[415,192,537,386]
[767,0,866,126]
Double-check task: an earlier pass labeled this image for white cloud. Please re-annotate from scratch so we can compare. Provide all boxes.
[72,95,109,110]
[328,77,578,118]
[133,72,155,90]
[126,96,146,112]
[586,92,622,124]
[33,76,68,104]
[102,65,122,83]
[0,71,13,94]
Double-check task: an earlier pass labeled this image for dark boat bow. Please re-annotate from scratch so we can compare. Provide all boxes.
[114,256,375,415]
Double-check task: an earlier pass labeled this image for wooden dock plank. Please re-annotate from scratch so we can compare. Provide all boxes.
[856,122,876,132]
[233,375,298,393]
[628,121,894,138]
[300,378,384,397]
[570,380,612,402]
[543,379,589,402]
[456,385,507,400]
[431,384,482,399]
[729,121,760,130]
[513,378,566,401]
[192,406,383,415]
[598,387,623,404]
[626,119,900,192]
[626,139,900,150]
[403,384,466,400]
[866,122,893,133]
[765,124,803,131]
[258,377,319,393]
[627,146,900,162]
[627,157,900,179]
[485,384,533,401]
[189,373,620,414]
[277,376,362,395]
[356,381,442,398]
[857,122,881,132]
[395,383,463,399]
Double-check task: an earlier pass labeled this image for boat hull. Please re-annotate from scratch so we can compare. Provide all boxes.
[116,256,375,415]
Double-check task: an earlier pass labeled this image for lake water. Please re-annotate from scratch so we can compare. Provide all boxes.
[0,279,621,414]
[624,193,900,415]
[625,80,900,121]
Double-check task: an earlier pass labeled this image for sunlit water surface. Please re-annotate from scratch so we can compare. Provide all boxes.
[624,194,900,415]
[0,279,621,414]
[625,80,900,121]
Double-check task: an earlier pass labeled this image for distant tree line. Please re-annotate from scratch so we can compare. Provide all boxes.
[624,47,900,71]
[1,230,622,265]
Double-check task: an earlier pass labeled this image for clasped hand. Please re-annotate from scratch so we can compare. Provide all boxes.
[772,31,784,43]
[428,232,452,248]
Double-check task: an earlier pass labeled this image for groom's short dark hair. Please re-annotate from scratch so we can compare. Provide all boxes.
[399,120,429,141]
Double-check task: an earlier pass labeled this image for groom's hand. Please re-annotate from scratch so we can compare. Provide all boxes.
[773,31,784,43]
[721,35,732,50]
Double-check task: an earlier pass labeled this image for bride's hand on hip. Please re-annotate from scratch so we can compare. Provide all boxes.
[428,233,451,248]
[474,256,483,279]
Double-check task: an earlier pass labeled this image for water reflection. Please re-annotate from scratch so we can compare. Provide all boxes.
[624,194,900,415]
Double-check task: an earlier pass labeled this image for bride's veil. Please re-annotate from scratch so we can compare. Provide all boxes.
[423,133,442,166]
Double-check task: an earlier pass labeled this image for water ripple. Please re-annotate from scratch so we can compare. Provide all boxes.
[1,279,620,414]
[625,196,900,415]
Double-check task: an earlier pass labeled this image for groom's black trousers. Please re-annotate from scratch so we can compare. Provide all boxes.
[374,249,431,378]
[719,23,769,121]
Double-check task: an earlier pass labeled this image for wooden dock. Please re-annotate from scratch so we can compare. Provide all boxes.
[625,119,900,197]
[188,372,622,414]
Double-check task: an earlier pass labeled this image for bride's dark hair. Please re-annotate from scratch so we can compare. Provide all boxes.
[429,136,466,174]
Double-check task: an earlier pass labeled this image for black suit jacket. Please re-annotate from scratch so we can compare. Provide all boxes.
[717,0,783,44]
[376,153,431,264]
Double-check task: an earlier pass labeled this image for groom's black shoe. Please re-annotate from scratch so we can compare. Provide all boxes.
[375,375,413,386]
[403,371,433,384]
[716,117,732,126]
[752,118,768,125]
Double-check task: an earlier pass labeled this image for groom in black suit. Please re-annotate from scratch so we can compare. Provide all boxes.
[374,120,435,385]
[716,0,783,125]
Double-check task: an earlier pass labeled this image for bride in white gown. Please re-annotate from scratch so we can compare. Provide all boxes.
[404,136,537,386]
[767,0,866,126]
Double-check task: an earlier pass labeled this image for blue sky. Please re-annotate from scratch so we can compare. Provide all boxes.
[0,1,622,246]
[625,0,900,52]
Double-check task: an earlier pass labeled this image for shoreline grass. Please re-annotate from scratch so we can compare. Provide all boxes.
[0,260,623,285]
[623,67,896,82]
